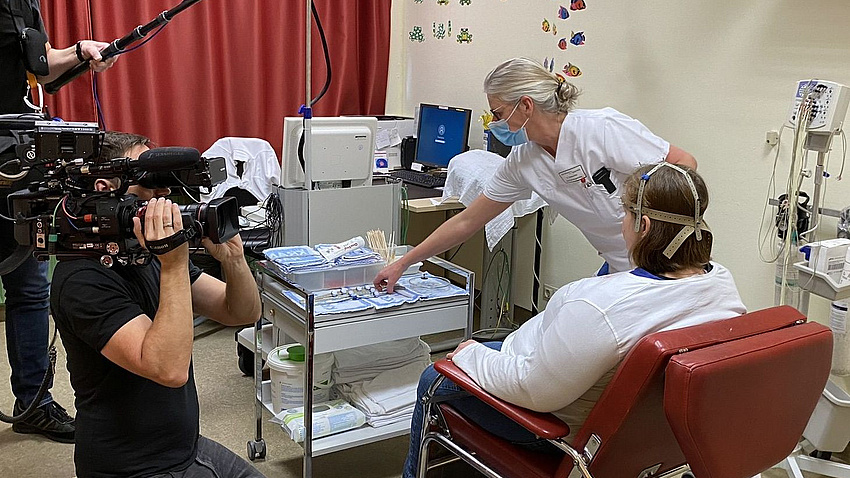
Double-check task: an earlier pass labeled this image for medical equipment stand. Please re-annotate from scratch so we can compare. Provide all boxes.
[245,257,473,478]
[778,132,850,478]
[796,132,832,314]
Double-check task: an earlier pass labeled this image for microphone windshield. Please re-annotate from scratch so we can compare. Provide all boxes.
[136,147,200,172]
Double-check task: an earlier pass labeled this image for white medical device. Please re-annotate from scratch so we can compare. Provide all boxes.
[786,80,850,135]
[771,80,850,312]
[281,116,377,189]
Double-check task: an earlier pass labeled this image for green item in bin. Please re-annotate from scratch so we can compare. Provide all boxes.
[285,345,305,362]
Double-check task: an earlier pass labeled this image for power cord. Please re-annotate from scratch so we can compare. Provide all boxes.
[297,0,333,173]
[400,185,409,244]
[474,247,515,340]
[239,192,283,255]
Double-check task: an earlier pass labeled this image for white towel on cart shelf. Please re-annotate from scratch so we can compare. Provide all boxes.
[441,149,548,250]
[334,337,428,369]
[338,360,429,427]
[333,338,430,383]
[367,409,414,428]
[341,360,429,415]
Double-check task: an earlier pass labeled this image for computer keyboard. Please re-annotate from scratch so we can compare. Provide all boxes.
[388,169,447,188]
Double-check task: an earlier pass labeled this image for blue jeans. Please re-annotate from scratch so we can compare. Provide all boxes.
[148,436,265,478]
[403,342,557,478]
[2,256,52,407]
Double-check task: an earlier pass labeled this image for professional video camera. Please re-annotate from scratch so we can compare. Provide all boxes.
[1,119,237,269]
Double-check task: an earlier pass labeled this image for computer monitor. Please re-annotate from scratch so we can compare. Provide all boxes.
[414,104,472,169]
[281,116,377,189]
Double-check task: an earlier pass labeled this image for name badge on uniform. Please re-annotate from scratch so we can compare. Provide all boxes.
[558,165,587,185]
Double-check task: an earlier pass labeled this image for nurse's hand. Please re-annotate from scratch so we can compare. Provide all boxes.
[373,260,407,293]
[446,340,476,360]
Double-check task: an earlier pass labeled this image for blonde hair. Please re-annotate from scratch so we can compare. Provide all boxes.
[483,57,580,114]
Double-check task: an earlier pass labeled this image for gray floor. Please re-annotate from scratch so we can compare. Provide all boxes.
[0,320,409,478]
[0,319,837,478]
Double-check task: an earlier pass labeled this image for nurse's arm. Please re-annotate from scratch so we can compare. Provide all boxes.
[373,194,511,292]
[665,144,697,170]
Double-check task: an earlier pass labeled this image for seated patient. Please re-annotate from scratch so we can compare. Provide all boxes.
[50,132,265,477]
[404,163,747,478]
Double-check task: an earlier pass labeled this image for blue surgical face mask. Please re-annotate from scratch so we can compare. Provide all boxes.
[488,100,531,146]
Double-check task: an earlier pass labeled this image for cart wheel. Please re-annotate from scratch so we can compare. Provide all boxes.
[237,344,255,376]
[247,439,266,460]
[682,473,695,478]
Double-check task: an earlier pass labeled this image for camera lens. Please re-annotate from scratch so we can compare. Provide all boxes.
[178,197,239,244]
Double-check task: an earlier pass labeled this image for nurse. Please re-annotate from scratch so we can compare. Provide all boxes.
[374,57,696,292]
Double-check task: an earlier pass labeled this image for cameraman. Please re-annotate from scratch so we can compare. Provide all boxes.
[1,0,116,442]
[50,132,265,477]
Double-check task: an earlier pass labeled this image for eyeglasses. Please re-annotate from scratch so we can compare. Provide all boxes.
[489,104,507,121]
[489,99,521,122]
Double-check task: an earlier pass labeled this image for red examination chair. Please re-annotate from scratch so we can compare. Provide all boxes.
[417,306,832,478]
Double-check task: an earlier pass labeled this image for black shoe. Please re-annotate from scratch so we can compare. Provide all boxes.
[11,399,75,443]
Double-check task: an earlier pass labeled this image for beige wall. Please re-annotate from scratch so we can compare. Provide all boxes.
[387,0,850,320]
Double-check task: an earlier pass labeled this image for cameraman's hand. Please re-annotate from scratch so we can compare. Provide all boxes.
[201,234,245,264]
[78,40,118,72]
[133,198,188,264]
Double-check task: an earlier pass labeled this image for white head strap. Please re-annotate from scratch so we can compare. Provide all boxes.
[623,162,710,259]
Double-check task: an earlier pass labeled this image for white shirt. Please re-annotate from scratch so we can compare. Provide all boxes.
[483,108,670,272]
[451,263,746,439]
[200,137,281,204]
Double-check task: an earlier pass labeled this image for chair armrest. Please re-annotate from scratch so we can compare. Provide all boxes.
[433,358,571,440]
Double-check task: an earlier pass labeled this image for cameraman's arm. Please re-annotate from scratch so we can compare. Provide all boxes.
[100,199,194,388]
[192,235,261,326]
[40,40,117,83]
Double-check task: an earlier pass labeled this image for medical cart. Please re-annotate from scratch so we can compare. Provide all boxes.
[240,257,473,478]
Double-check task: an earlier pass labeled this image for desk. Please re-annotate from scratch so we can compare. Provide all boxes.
[405,197,463,214]
[400,182,445,200]
[402,186,547,328]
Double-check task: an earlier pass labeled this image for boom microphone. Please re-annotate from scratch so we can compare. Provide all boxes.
[44,0,205,94]
[135,147,200,172]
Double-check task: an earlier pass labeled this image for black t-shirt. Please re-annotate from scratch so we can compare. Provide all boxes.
[0,0,46,260]
[0,0,46,114]
[51,257,204,478]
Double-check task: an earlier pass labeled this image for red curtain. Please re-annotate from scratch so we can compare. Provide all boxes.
[40,0,391,156]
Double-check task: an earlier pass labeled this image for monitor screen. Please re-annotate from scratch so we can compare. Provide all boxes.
[414,104,471,169]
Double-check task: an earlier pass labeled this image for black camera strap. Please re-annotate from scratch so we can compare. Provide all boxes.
[146,229,192,255]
